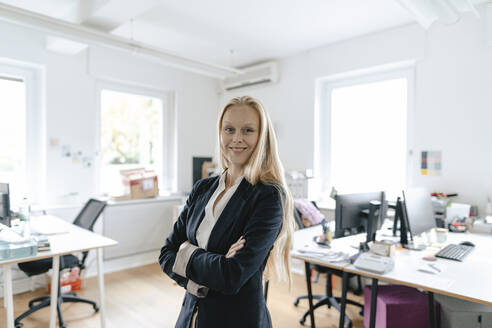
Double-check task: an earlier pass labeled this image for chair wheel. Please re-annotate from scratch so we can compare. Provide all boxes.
[15,323,23,328]
[94,305,99,312]
[299,318,305,325]
[294,299,299,306]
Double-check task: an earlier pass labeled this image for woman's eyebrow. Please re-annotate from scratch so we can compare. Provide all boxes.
[223,121,258,127]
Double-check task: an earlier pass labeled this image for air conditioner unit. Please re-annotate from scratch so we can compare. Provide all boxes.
[222,61,279,92]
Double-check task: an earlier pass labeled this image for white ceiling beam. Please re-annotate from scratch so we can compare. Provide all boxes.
[81,0,163,32]
[0,2,242,79]
[397,0,485,29]
[62,0,110,24]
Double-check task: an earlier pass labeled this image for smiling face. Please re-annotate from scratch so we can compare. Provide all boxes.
[220,105,260,173]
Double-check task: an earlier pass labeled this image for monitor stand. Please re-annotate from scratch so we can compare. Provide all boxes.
[402,242,426,251]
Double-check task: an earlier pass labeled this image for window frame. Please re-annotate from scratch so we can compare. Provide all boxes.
[95,80,177,195]
[0,61,45,205]
[314,62,416,196]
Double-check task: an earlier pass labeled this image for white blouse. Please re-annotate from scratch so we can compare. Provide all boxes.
[196,172,243,249]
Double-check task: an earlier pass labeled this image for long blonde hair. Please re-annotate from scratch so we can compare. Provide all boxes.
[217,96,294,284]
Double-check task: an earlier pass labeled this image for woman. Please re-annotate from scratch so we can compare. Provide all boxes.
[159,96,294,328]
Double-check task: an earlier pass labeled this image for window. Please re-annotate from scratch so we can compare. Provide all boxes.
[99,88,166,196]
[316,66,414,199]
[0,62,43,206]
[0,76,26,204]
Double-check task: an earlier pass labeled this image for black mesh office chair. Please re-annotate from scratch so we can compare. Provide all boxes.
[293,202,364,328]
[15,199,106,328]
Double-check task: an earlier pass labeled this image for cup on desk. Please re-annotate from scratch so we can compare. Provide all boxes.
[435,228,448,243]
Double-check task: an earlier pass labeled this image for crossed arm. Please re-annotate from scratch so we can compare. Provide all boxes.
[159,185,283,296]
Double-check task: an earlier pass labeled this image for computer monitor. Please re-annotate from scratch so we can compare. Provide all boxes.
[0,182,10,226]
[403,188,436,236]
[366,192,386,242]
[335,192,385,239]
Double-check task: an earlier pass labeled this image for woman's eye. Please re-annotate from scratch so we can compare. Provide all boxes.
[224,127,234,133]
[245,128,255,133]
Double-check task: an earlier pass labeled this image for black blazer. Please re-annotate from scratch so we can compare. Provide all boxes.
[159,175,283,328]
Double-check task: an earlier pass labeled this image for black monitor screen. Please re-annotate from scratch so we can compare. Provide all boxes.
[403,188,435,236]
[0,182,10,226]
[335,192,383,238]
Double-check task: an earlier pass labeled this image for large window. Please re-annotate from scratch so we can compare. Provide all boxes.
[0,63,44,206]
[99,89,165,196]
[0,76,26,204]
[316,66,413,199]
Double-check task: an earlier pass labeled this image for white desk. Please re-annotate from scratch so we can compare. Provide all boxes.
[1,217,117,328]
[291,225,359,328]
[292,225,492,328]
[344,231,492,306]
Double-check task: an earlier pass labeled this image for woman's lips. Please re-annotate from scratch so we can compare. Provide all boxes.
[230,147,247,153]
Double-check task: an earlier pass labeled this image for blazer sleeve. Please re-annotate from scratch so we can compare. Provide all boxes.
[184,186,283,295]
[158,179,203,288]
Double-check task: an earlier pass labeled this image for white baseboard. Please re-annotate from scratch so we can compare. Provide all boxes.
[85,250,160,278]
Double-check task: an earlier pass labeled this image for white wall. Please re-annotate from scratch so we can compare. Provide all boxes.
[221,6,492,213]
[0,20,220,206]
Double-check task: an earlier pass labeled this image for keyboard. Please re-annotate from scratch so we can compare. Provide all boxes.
[435,244,474,261]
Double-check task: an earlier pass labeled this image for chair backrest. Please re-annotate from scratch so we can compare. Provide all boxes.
[73,199,106,267]
[73,199,106,231]
[294,201,322,230]
[294,207,305,229]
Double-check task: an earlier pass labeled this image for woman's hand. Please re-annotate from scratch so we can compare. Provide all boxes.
[225,236,245,258]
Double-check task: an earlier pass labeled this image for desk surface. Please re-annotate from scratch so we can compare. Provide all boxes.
[293,225,492,306]
[0,218,117,266]
[1,216,118,328]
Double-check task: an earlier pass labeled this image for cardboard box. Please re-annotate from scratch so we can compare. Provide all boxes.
[120,168,159,200]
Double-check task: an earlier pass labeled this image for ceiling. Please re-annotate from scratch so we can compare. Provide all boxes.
[0,0,481,68]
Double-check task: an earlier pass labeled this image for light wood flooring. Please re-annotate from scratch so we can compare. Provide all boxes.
[1,264,364,328]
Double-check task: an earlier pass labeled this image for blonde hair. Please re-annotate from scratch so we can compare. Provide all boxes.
[217,96,294,284]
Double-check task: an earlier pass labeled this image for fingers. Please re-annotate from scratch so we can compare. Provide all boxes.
[229,239,245,253]
[225,237,246,258]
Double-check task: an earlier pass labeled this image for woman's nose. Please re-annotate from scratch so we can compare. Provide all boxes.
[232,131,242,143]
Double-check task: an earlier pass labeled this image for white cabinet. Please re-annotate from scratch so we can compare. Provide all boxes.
[437,294,492,328]
[102,196,184,261]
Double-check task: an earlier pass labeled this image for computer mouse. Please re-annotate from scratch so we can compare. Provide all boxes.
[459,241,475,247]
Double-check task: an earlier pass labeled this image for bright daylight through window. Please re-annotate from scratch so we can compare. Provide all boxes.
[0,76,26,205]
[100,89,163,196]
[330,78,407,197]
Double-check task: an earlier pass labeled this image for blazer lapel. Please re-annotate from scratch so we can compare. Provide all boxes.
[188,176,220,245]
[206,178,254,252]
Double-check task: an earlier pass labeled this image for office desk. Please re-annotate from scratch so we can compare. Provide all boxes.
[1,217,117,328]
[291,225,358,328]
[292,225,492,328]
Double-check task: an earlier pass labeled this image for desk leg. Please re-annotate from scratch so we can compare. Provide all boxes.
[338,271,348,328]
[4,264,14,328]
[50,256,59,328]
[428,291,436,328]
[97,248,106,328]
[304,262,315,328]
[369,278,378,328]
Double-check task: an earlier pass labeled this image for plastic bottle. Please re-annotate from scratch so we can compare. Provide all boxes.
[18,197,31,239]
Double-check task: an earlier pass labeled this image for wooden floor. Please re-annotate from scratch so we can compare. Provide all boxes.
[1,264,364,328]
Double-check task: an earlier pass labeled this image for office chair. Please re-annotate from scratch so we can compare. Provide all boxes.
[293,201,363,328]
[15,199,107,328]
